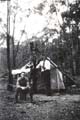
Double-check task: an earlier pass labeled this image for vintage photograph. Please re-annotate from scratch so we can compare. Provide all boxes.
[0,0,80,120]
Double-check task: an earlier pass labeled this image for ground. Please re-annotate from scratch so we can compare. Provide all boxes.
[0,78,80,120]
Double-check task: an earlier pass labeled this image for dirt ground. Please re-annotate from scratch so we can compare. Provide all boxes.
[0,79,80,120]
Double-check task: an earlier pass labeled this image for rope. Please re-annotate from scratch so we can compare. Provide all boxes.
[47,57,76,84]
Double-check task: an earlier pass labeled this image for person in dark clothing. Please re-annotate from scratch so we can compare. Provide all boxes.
[37,56,51,95]
[30,66,37,93]
[15,72,33,103]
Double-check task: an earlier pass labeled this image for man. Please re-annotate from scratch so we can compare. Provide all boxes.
[37,56,51,95]
[15,72,33,103]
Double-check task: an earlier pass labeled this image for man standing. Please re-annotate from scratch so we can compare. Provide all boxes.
[37,56,51,95]
[15,72,33,103]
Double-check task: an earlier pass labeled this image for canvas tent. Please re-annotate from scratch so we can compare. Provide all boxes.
[12,58,65,93]
[36,57,65,92]
[12,62,32,75]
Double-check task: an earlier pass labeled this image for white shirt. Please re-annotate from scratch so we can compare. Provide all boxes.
[37,59,50,72]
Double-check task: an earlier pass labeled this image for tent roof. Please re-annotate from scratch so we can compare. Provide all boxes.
[12,57,58,75]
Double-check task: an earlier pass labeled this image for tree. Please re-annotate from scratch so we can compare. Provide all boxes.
[61,0,80,75]
[7,0,13,91]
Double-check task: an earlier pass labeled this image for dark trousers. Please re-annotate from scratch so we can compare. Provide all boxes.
[30,68,37,93]
[41,70,51,95]
[15,87,33,102]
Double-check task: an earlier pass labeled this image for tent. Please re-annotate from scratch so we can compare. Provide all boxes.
[36,57,65,93]
[11,58,65,93]
[12,62,32,75]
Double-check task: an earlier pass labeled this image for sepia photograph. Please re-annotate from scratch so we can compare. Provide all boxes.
[0,0,80,120]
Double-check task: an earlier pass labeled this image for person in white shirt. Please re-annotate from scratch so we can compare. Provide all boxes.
[37,56,51,95]
[37,59,50,72]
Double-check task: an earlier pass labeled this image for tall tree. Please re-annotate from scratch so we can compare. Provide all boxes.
[7,0,13,91]
[61,0,80,75]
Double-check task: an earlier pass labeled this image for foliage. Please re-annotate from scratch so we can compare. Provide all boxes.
[0,0,80,75]
[61,0,80,74]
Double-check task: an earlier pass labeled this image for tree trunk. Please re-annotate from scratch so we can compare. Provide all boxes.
[12,37,16,68]
[7,0,13,91]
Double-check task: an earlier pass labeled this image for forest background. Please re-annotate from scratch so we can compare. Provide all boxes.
[0,0,80,77]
